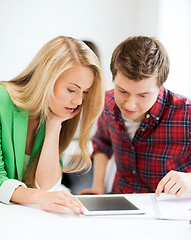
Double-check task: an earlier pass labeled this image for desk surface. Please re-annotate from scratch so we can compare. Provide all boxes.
[1,193,191,240]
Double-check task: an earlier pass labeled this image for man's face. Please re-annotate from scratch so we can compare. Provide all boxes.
[114,72,160,122]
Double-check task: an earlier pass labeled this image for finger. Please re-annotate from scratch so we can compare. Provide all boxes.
[168,182,180,195]
[43,202,66,212]
[164,179,177,194]
[175,187,186,198]
[57,196,83,213]
[61,191,83,207]
[51,195,82,213]
[155,174,171,197]
[62,200,82,213]
[53,204,66,212]
[58,193,84,212]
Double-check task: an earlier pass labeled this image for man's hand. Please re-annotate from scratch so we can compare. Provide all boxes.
[78,186,105,195]
[155,170,191,197]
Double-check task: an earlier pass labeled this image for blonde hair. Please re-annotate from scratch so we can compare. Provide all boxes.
[1,36,104,186]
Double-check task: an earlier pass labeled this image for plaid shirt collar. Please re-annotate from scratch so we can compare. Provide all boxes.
[112,86,167,125]
[148,86,167,121]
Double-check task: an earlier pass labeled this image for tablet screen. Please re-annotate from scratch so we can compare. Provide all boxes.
[77,195,144,215]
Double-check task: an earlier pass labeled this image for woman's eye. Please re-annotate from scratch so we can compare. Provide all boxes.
[67,89,75,93]
[83,91,89,95]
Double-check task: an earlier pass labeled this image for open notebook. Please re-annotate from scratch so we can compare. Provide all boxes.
[153,193,191,220]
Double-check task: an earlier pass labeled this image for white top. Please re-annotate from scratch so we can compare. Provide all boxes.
[0,179,27,204]
[122,117,141,141]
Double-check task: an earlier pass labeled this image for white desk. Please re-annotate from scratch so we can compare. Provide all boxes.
[1,194,191,240]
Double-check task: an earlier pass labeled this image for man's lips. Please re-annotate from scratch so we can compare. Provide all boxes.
[124,108,137,114]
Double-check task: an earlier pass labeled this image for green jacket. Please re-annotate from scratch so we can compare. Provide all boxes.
[0,85,46,186]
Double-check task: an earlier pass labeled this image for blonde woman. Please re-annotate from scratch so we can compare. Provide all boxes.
[0,36,104,213]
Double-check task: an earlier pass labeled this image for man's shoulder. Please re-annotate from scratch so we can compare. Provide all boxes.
[105,89,114,98]
[105,89,115,104]
[103,89,116,112]
[167,89,191,111]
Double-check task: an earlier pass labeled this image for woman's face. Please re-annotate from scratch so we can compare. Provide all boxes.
[49,65,94,120]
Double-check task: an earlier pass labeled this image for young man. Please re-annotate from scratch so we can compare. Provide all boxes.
[80,36,191,197]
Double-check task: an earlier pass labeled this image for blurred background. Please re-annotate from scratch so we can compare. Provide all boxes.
[0,0,191,98]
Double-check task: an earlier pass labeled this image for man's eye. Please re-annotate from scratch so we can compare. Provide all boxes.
[119,89,126,93]
[139,94,146,98]
[67,89,75,93]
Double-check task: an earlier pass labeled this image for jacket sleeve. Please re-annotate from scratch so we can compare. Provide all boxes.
[0,124,27,204]
[0,124,9,186]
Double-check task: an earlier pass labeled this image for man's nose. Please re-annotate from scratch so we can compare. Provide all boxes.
[124,96,137,110]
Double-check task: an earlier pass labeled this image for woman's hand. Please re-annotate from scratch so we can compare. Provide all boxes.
[34,190,84,214]
[47,105,82,124]
[46,106,82,132]
[155,170,191,197]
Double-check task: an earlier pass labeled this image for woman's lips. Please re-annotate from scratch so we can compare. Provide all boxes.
[65,105,81,113]
[65,107,75,113]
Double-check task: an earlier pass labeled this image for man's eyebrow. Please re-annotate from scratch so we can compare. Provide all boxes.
[116,85,126,91]
[117,85,150,94]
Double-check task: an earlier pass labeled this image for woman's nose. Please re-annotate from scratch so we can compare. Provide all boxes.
[72,94,83,106]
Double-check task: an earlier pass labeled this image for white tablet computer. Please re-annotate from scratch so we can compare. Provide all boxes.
[77,195,145,216]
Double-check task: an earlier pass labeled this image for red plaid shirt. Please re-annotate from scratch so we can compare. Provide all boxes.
[92,86,191,193]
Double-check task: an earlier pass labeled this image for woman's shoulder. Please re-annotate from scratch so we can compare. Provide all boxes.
[0,84,14,109]
[0,84,10,98]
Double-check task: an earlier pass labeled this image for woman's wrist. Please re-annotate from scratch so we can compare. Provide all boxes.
[32,189,46,205]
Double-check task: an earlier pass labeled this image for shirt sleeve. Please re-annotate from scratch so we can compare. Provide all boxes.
[92,109,113,159]
[0,179,27,204]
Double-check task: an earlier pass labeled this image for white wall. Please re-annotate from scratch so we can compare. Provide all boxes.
[0,0,190,98]
[0,0,159,88]
[158,0,191,98]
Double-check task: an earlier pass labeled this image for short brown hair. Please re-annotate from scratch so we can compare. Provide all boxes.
[110,36,170,86]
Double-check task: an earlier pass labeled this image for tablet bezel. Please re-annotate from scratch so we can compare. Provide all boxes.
[77,194,145,216]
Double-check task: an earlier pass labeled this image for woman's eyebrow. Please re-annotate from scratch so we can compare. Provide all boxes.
[68,83,81,89]
[68,83,92,90]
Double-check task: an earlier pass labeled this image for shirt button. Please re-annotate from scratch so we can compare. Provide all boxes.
[132,169,136,175]
[131,146,134,150]
[141,128,145,132]
[156,117,159,121]
[146,114,150,118]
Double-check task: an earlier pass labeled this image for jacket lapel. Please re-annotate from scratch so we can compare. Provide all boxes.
[13,110,28,180]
